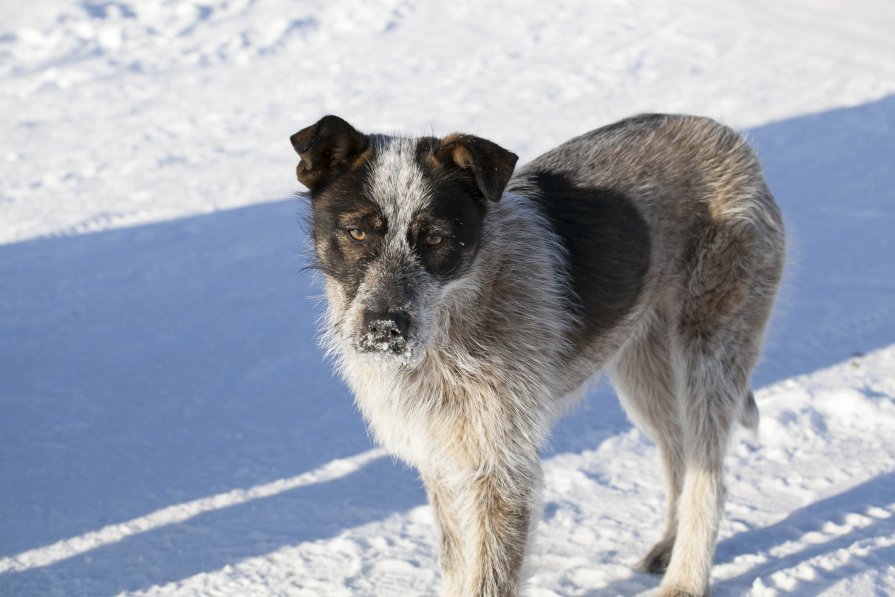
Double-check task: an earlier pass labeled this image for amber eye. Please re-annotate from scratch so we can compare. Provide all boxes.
[424,232,444,246]
[348,228,366,241]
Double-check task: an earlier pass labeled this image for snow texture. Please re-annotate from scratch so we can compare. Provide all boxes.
[1,0,894,595]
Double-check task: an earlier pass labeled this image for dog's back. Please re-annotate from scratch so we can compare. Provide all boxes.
[508,114,784,383]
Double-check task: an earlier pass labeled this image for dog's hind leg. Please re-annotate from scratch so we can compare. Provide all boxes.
[658,216,782,596]
[608,312,684,576]
[658,339,741,597]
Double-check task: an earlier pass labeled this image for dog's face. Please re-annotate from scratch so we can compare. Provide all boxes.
[292,116,518,364]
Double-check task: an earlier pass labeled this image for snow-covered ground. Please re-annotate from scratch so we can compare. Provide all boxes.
[1,1,894,595]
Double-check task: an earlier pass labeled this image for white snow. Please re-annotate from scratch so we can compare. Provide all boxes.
[2,0,895,595]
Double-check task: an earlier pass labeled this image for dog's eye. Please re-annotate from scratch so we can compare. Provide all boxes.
[424,232,443,246]
[347,228,366,241]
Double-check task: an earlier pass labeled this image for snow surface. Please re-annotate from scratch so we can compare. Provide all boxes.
[1,0,894,595]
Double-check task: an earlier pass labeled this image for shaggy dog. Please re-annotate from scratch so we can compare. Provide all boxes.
[290,113,784,596]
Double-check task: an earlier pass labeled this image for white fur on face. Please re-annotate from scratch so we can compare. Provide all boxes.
[334,137,446,364]
[365,136,432,237]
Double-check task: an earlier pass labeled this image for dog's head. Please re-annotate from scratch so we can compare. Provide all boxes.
[291,115,518,365]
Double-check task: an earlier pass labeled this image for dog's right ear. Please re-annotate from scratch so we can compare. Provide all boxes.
[290,115,368,192]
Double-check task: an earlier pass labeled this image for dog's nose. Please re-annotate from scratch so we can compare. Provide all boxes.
[362,310,410,343]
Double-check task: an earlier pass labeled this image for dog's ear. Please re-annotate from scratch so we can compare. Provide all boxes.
[290,115,368,192]
[434,134,518,202]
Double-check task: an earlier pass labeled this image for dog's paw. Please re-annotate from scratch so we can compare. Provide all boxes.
[638,537,674,575]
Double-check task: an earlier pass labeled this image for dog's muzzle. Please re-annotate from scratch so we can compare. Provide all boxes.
[358,310,412,355]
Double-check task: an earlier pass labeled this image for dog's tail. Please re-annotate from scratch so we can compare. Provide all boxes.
[739,390,760,431]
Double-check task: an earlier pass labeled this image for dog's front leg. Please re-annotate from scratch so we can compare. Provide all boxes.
[422,472,466,597]
[459,462,539,597]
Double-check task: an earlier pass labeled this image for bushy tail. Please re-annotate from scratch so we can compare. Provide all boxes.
[739,390,760,431]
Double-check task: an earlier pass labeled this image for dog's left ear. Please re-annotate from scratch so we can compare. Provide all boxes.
[290,115,368,192]
[435,134,518,202]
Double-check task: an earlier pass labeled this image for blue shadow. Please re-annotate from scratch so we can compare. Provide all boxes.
[712,471,895,595]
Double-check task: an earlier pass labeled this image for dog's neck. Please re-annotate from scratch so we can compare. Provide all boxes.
[409,193,576,378]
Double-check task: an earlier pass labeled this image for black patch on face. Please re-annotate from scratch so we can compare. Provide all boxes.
[306,134,492,306]
[308,159,385,301]
[412,137,488,281]
[509,171,651,351]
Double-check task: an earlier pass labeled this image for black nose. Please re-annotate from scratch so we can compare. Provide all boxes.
[362,310,410,343]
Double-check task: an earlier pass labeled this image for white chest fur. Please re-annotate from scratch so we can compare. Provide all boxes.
[342,359,437,468]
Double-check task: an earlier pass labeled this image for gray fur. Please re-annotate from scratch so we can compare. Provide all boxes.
[302,113,785,597]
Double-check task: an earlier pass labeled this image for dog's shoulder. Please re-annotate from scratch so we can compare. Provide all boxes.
[505,166,651,353]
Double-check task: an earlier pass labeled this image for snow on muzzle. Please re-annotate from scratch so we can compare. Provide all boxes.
[348,249,434,361]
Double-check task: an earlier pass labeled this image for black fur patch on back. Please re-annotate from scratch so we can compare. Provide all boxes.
[513,171,651,351]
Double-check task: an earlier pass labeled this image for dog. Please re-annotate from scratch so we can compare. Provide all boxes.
[290,113,785,597]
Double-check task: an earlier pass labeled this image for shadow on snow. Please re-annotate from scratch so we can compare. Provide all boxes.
[712,471,895,595]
